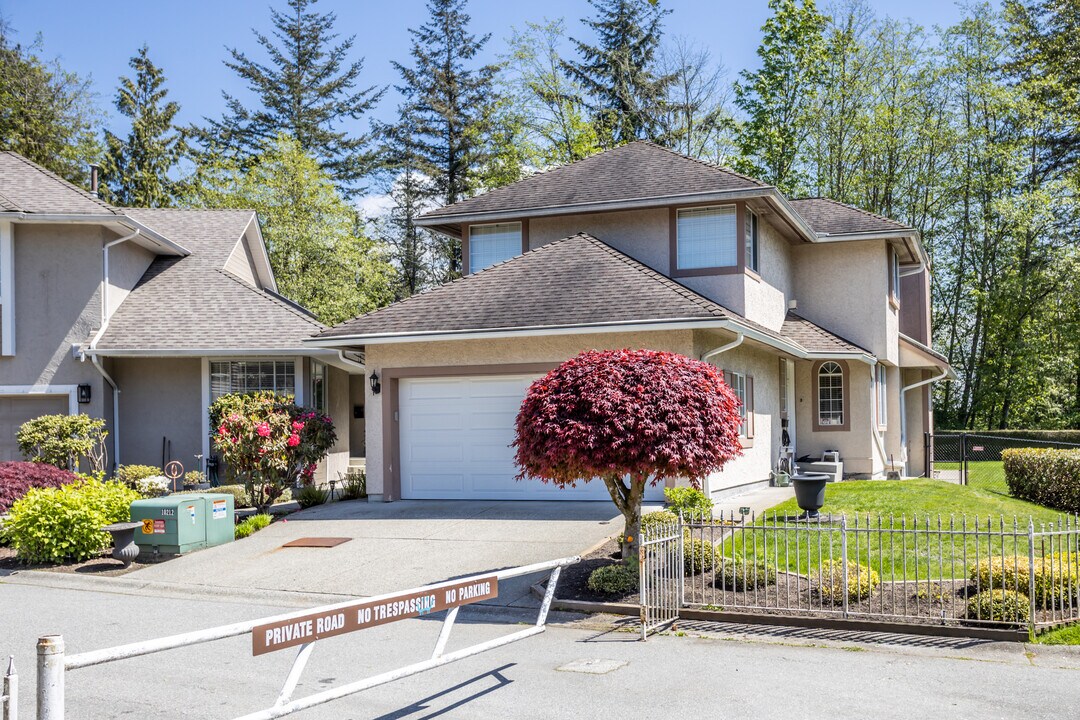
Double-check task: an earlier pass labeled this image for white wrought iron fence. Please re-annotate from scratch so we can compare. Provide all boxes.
[676,510,1080,631]
[2,656,16,720]
[639,520,682,639]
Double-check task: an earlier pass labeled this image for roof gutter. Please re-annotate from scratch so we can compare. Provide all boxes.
[5,212,188,256]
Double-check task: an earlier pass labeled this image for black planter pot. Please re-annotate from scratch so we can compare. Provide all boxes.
[102,521,143,567]
[791,473,830,518]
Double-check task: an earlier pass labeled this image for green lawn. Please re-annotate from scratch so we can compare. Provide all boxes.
[1035,624,1080,645]
[935,460,1009,495]
[719,480,1070,580]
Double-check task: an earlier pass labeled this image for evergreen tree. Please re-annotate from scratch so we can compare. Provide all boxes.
[392,0,498,280]
[182,134,395,325]
[564,0,674,148]
[734,0,827,192]
[193,0,384,196]
[101,46,183,207]
[0,23,100,186]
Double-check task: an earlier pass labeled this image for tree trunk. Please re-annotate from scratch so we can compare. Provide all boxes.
[602,472,647,564]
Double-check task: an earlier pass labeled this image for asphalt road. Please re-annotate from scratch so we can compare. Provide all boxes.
[4,581,1080,719]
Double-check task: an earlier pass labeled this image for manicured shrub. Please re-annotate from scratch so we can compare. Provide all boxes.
[210,391,336,513]
[513,349,742,562]
[195,484,251,508]
[5,478,141,563]
[716,557,777,590]
[17,414,108,472]
[587,563,638,595]
[115,464,162,486]
[970,556,1080,608]
[967,589,1030,622]
[234,513,272,540]
[813,560,880,602]
[0,461,78,514]
[184,470,206,486]
[664,486,713,519]
[684,534,718,575]
[640,510,679,537]
[296,485,328,509]
[1003,448,1080,514]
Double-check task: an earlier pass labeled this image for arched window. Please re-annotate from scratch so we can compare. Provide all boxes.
[816,361,846,429]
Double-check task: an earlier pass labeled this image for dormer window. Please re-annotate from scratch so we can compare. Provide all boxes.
[675,205,738,270]
[468,222,522,272]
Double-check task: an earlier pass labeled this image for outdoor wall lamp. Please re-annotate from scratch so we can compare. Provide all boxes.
[77,384,92,404]
[369,372,381,395]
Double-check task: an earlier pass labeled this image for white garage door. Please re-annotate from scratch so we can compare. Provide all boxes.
[0,395,70,461]
[399,375,663,501]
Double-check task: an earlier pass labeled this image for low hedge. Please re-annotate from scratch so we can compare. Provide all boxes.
[813,560,879,603]
[5,478,141,563]
[234,513,272,540]
[684,535,718,575]
[1003,448,1080,514]
[0,461,78,514]
[971,556,1080,608]
[587,563,638,595]
[967,589,1030,622]
[716,557,776,590]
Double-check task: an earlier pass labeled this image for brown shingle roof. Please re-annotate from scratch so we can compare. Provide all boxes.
[419,141,766,221]
[788,197,911,235]
[0,152,120,216]
[781,312,869,354]
[95,209,325,352]
[316,233,738,340]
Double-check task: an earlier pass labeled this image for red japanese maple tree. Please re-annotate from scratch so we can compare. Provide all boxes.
[513,349,743,561]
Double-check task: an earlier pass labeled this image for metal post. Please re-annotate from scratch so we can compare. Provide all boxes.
[3,656,17,720]
[924,431,932,478]
[1028,520,1037,635]
[960,432,968,486]
[37,635,64,720]
[840,516,850,619]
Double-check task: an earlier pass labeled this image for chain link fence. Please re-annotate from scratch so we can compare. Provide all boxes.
[928,432,1080,495]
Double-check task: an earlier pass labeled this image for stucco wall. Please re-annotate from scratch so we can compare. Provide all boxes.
[107,239,155,317]
[742,214,793,331]
[112,357,203,470]
[899,268,931,344]
[319,364,351,483]
[791,240,897,364]
[528,208,670,273]
[694,330,781,494]
[2,223,109,425]
[902,368,931,476]
[364,330,696,498]
[794,358,877,476]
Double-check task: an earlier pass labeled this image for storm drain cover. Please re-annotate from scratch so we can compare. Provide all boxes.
[280,537,352,548]
[556,659,627,675]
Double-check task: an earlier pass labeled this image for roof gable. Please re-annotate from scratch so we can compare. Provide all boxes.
[418,141,766,222]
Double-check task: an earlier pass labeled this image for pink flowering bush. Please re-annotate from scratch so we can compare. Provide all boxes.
[209,392,336,513]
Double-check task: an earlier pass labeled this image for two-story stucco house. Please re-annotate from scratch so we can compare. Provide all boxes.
[0,152,364,481]
[309,142,954,502]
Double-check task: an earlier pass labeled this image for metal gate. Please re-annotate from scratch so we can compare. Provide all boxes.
[927,432,1080,495]
[639,518,682,639]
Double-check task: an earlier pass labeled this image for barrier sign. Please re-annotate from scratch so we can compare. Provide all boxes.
[252,575,499,656]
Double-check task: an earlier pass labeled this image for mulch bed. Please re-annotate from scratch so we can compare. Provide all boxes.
[0,545,165,577]
[556,537,1067,627]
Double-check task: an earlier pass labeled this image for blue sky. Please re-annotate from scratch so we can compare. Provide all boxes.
[4,0,970,139]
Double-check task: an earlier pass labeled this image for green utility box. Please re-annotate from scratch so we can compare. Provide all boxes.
[130,493,235,555]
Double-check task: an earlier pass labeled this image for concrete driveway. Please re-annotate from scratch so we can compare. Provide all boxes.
[125,499,639,606]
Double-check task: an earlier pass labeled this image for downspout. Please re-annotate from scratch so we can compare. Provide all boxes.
[81,229,141,469]
[699,331,744,496]
[337,350,366,372]
[900,366,951,477]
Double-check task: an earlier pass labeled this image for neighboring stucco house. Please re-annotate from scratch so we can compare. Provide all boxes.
[309,142,954,502]
[0,152,364,481]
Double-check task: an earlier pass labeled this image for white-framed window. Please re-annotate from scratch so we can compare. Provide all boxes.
[876,364,888,428]
[676,205,738,269]
[745,209,759,273]
[468,222,522,272]
[310,360,327,413]
[726,370,754,438]
[210,360,295,401]
[890,249,901,302]
[817,361,845,427]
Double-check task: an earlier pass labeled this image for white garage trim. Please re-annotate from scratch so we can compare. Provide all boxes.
[0,220,14,355]
[0,385,79,415]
